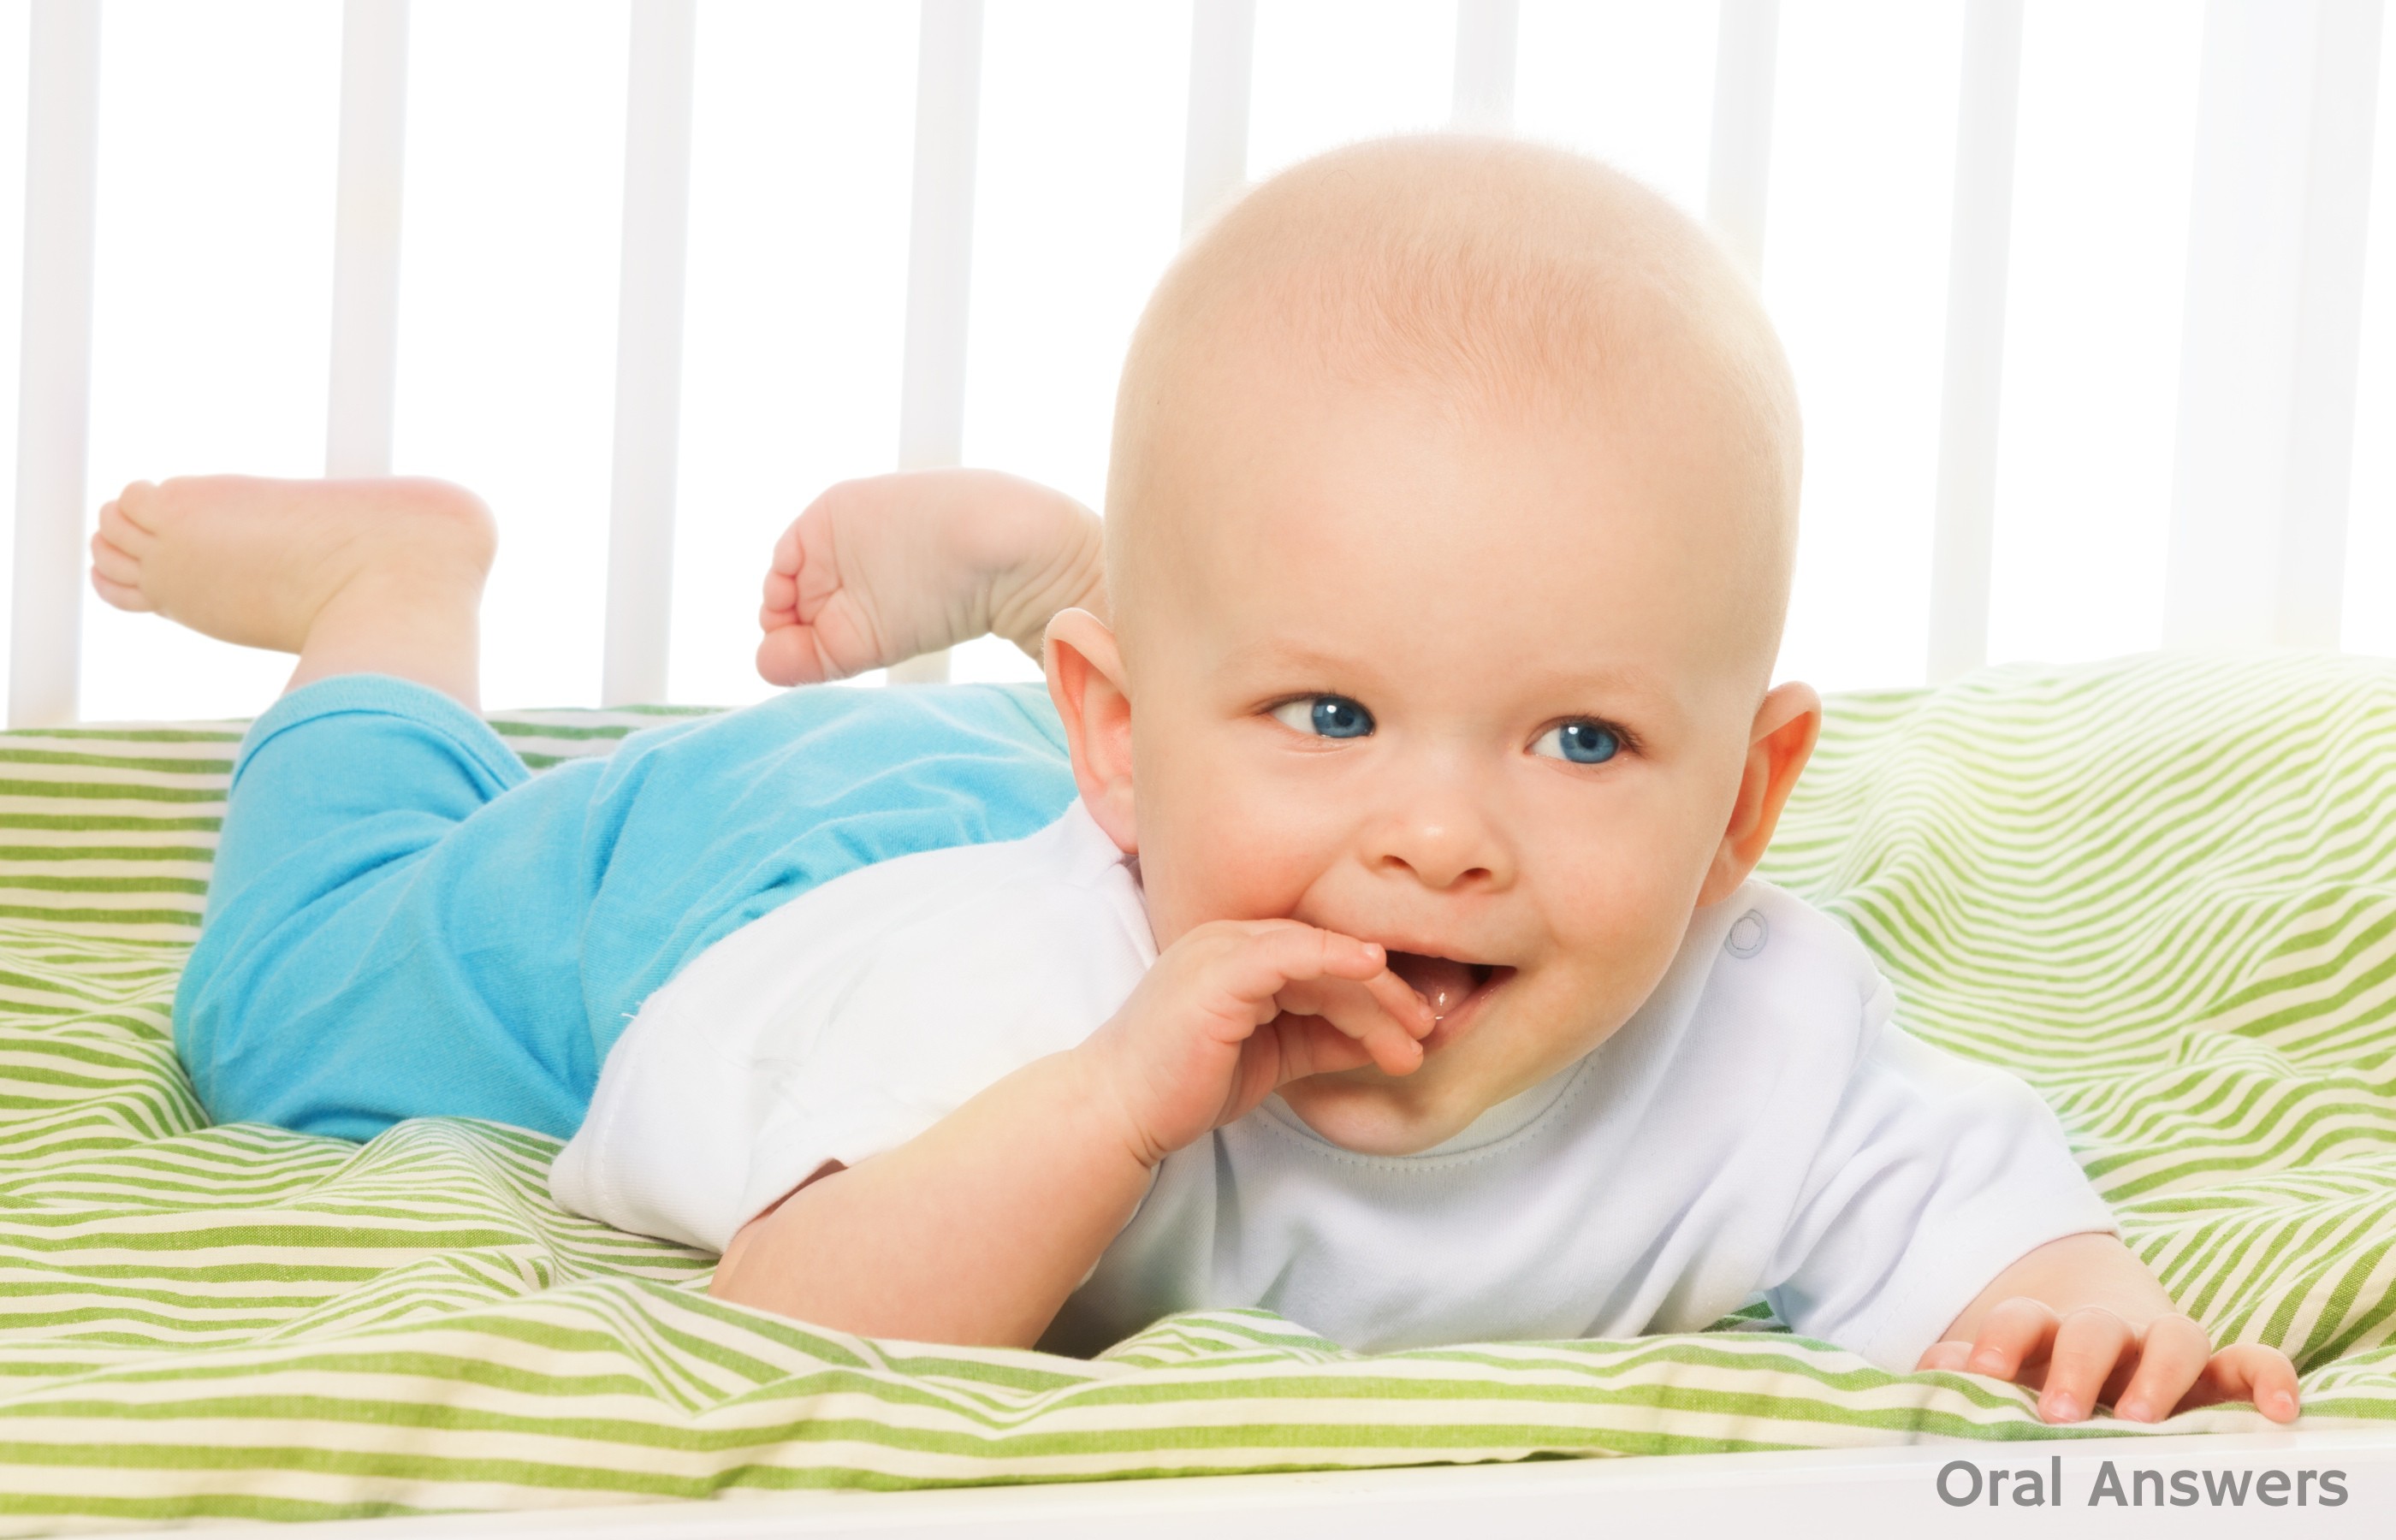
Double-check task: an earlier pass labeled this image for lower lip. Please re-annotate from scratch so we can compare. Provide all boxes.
[1418,967,1514,1055]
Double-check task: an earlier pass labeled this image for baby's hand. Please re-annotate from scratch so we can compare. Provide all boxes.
[1917,1303,2300,1424]
[1082,920,1436,1164]
[757,470,1103,686]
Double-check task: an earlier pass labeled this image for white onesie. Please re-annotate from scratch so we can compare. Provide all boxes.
[549,800,2114,1370]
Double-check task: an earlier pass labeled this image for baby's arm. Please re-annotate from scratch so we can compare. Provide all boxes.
[757,470,1105,686]
[710,921,1432,1345]
[1920,1232,2300,1424]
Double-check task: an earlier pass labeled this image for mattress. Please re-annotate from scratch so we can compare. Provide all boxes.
[0,651,2391,1529]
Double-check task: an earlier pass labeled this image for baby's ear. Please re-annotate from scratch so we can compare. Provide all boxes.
[1044,608,1137,854]
[1698,682,1821,907]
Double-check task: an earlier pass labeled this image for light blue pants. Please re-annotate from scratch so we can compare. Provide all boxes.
[175,674,1076,1141]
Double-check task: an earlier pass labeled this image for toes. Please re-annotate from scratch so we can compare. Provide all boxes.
[89,566,154,613]
[756,629,830,688]
[770,518,804,578]
[89,531,147,596]
[96,497,155,556]
[109,482,161,537]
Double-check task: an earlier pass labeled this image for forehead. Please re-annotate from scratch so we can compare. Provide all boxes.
[1138,367,1770,699]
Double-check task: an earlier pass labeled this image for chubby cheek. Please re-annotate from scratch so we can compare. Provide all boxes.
[1132,751,1344,947]
[1538,863,1697,1015]
[1514,789,1723,1030]
[1551,792,1717,934]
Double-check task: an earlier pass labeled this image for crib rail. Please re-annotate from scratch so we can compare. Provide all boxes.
[10,0,100,730]
[4,0,2387,726]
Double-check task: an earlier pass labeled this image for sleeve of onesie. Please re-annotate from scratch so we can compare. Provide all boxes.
[1761,999,2120,1372]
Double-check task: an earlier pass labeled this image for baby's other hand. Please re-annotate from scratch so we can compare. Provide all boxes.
[1082,920,1436,1165]
[1916,1302,2300,1425]
[757,470,1102,686]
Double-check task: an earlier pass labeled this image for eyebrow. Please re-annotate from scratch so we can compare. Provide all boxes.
[1213,638,1364,678]
[1215,637,1678,710]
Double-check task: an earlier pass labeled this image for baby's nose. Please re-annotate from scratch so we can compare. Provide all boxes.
[1369,813,1508,891]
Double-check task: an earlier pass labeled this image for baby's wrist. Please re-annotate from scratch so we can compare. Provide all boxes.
[1059,1036,1176,1172]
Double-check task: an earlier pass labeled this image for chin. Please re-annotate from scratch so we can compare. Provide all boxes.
[1275,1070,1481,1156]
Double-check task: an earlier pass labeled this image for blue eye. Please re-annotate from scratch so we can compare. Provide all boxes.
[1271,695,1375,739]
[1535,720,1620,764]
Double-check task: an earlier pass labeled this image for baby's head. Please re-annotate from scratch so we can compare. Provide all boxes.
[1046,135,1819,1154]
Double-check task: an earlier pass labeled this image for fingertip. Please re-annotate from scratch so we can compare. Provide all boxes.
[1359,1017,1426,1075]
[2257,1359,2303,1423]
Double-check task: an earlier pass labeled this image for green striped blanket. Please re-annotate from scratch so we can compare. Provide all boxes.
[1,651,2393,1529]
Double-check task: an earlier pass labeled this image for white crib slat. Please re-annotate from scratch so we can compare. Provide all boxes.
[600,0,698,708]
[1450,0,1519,133]
[1182,0,1253,239]
[1705,0,1779,280]
[9,0,101,730]
[2277,0,2384,647]
[323,0,409,479]
[897,0,980,477]
[889,0,984,686]
[2164,0,2384,650]
[1925,0,2025,684]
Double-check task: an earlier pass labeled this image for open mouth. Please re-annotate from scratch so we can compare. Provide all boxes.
[1384,951,1512,1043]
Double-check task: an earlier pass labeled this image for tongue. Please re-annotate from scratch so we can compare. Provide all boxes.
[1387,952,1477,1019]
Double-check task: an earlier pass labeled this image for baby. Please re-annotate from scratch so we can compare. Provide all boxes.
[92,138,2294,1425]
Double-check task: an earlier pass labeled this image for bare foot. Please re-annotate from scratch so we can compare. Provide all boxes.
[756,470,1105,686]
[90,475,497,707]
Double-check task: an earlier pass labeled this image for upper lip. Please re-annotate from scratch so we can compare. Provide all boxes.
[1370,937,1509,971]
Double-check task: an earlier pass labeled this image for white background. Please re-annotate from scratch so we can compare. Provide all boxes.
[0,0,2387,717]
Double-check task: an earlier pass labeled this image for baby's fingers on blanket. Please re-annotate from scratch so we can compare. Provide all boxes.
[2112,1312,2209,1422]
[2183,1343,2302,1424]
[1961,1296,2059,1383]
[2037,1307,2133,1422]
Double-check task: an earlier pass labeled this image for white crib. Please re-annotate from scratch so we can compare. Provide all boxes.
[7,0,2391,727]
[15,2,2396,1531]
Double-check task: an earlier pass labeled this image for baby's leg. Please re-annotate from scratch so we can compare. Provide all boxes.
[86,477,604,1139]
[89,475,495,709]
[175,672,596,1140]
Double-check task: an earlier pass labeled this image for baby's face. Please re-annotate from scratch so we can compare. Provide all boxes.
[1111,368,1793,1154]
